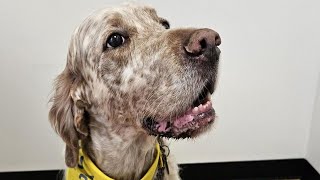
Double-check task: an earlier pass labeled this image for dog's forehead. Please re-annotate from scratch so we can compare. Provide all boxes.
[93,4,162,30]
[114,4,159,21]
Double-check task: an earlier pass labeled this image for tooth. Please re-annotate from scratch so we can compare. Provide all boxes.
[192,107,199,114]
[199,104,203,111]
[202,105,207,111]
[207,101,212,107]
[203,104,207,110]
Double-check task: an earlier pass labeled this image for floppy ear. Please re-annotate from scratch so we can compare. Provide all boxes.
[49,67,89,167]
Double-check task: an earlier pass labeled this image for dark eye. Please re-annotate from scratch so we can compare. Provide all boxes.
[106,33,125,48]
[161,21,170,29]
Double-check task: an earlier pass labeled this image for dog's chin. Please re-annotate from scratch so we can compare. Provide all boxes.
[142,81,216,139]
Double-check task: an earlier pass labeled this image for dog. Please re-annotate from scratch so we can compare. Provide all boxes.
[49,3,221,180]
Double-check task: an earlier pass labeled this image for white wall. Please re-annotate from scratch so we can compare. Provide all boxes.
[0,0,319,172]
[307,74,320,172]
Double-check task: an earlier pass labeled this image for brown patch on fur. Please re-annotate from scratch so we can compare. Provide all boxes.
[49,68,80,167]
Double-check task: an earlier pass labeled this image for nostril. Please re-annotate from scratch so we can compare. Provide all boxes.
[199,39,207,50]
[215,34,221,46]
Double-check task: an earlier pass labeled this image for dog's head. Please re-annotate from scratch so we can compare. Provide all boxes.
[49,3,221,167]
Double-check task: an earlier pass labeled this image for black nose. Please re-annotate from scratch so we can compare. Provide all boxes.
[184,28,221,57]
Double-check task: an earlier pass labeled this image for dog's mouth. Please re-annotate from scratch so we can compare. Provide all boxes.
[143,80,215,138]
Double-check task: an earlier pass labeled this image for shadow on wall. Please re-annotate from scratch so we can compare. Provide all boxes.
[307,72,320,172]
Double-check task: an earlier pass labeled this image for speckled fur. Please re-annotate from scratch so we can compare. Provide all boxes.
[49,3,219,180]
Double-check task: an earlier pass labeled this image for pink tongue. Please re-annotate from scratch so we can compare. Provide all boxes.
[157,100,212,132]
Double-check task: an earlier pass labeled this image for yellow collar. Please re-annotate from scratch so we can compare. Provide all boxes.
[66,142,163,180]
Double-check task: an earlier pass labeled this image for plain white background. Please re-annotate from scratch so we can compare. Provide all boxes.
[0,0,319,173]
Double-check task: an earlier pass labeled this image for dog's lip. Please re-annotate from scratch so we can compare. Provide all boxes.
[142,97,215,138]
[166,99,214,130]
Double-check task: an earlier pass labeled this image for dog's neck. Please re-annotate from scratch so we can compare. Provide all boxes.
[83,119,157,180]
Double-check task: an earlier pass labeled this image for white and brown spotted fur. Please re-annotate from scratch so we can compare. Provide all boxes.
[49,3,221,180]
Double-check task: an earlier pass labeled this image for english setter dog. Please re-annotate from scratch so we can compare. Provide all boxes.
[49,3,221,180]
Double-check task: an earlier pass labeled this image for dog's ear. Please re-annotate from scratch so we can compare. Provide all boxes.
[49,67,89,167]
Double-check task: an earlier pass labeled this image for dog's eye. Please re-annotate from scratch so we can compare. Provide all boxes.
[106,33,125,48]
[161,21,170,29]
